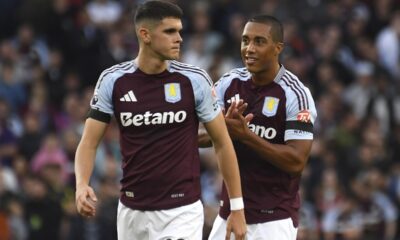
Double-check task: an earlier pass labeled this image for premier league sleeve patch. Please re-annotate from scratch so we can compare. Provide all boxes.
[262,97,280,117]
[164,83,181,103]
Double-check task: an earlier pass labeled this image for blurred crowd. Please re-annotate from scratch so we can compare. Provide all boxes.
[1,0,400,239]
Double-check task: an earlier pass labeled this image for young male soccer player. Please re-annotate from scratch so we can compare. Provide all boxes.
[207,15,317,239]
[74,1,246,239]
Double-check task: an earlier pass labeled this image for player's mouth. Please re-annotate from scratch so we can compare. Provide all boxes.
[245,56,257,64]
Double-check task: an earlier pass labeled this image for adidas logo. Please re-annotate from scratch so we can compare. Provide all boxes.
[227,93,241,104]
[120,90,137,102]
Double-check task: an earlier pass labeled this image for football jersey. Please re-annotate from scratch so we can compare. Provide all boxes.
[214,65,317,226]
[88,60,220,210]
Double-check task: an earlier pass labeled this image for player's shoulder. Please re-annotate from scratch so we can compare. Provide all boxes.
[222,67,250,79]
[99,60,136,81]
[170,60,206,72]
[279,68,317,115]
[169,60,212,86]
[279,68,308,90]
[215,67,250,88]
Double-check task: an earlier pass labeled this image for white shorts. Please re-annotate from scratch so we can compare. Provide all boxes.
[208,215,298,240]
[117,200,204,240]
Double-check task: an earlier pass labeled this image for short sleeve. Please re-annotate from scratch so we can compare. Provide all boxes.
[192,72,221,123]
[285,87,317,141]
[214,72,237,109]
[88,70,115,123]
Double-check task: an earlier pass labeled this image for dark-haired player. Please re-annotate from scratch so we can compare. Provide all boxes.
[207,15,317,239]
[74,1,246,239]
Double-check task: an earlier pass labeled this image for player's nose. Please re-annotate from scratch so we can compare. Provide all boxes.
[246,42,256,53]
[176,33,183,43]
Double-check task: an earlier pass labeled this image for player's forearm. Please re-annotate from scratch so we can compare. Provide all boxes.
[75,143,97,187]
[241,132,307,175]
[214,140,242,198]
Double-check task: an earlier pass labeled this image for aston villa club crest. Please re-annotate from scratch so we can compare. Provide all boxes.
[262,97,279,117]
[164,83,181,103]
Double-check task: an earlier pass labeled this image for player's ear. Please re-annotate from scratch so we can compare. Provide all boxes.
[138,27,151,44]
[275,42,284,56]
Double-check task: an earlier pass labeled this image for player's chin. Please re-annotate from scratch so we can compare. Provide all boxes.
[245,64,259,73]
[168,53,180,60]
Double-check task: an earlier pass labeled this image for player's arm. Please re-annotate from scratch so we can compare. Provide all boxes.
[226,106,312,176]
[203,113,246,240]
[242,133,312,175]
[75,118,108,217]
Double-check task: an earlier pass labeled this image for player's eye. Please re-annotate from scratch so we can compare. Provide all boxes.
[164,28,178,34]
[254,38,266,45]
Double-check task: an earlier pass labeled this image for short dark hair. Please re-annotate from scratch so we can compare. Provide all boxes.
[134,1,183,25]
[248,15,283,43]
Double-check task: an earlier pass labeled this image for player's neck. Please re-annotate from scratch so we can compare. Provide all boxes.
[135,52,167,75]
[251,62,280,86]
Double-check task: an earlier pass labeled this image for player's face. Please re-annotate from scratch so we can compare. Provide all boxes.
[241,22,282,74]
[148,17,183,60]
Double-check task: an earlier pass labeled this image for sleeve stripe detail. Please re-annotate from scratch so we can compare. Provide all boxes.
[281,73,310,110]
[170,63,213,86]
[281,75,304,111]
[87,108,112,123]
[285,71,309,109]
[286,120,313,133]
[96,61,134,89]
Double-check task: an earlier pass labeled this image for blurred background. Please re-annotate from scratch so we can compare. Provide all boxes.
[1,0,400,239]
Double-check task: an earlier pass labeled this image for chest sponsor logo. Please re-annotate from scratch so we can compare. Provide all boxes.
[120,111,187,127]
[164,83,181,103]
[262,97,279,117]
[297,109,311,123]
[248,124,277,140]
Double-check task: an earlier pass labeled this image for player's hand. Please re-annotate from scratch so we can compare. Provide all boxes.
[226,209,247,240]
[75,184,97,218]
[225,109,254,140]
[225,99,248,119]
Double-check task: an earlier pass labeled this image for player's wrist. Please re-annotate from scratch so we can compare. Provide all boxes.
[230,197,244,211]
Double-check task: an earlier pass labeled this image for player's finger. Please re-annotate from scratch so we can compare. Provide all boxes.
[78,200,93,214]
[235,232,246,240]
[237,102,248,114]
[232,109,243,120]
[78,196,95,212]
[244,113,254,123]
[225,230,231,240]
[236,99,244,107]
[88,188,98,202]
[77,204,91,217]
[225,101,236,118]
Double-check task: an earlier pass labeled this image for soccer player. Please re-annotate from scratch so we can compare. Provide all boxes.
[207,15,317,239]
[74,1,246,239]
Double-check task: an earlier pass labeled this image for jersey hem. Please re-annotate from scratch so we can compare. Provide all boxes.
[119,194,200,211]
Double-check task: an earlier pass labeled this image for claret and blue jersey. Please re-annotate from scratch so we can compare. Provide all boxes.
[214,65,317,227]
[88,60,220,211]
